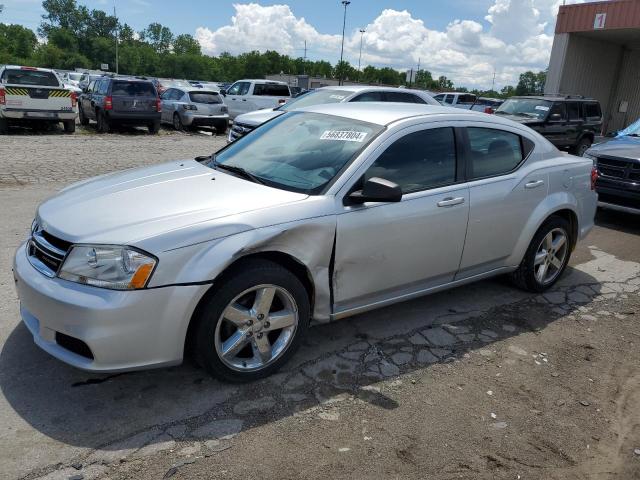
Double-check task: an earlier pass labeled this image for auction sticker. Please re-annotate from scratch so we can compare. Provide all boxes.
[329,94,346,100]
[320,130,368,142]
[535,105,550,111]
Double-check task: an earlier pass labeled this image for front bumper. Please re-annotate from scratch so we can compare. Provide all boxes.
[13,243,209,372]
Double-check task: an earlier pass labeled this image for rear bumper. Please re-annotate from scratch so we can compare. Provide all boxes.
[182,113,229,127]
[1,109,77,121]
[106,111,161,124]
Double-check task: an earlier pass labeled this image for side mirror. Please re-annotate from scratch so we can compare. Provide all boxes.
[549,113,562,122]
[219,89,226,96]
[346,177,402,205]
[82,87,89,93]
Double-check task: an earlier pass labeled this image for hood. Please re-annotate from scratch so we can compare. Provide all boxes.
[588,135,640,161]
[492,113,539,125]
[37,160,307,246]
[234,108,285,127]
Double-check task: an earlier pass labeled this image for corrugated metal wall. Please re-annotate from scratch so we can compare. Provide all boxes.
[556,0,640,33]
[608,49,640,131]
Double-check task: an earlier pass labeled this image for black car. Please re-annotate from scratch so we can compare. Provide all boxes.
[585,120,640,214]
[78,77,161,134]
[495,95,602,156]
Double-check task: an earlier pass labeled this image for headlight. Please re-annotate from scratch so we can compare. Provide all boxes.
[58,245,157,290]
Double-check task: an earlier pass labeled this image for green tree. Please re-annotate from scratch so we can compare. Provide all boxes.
[173,34,201,56]
[515,70,546,95]
[140,23,173,54]
[0,24,38,62]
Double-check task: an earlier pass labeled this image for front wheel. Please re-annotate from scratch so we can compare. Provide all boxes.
[572,137,592,157]
[63,120,76,133]
[148,120,160,134]
[96,110,110,133]
[511,216,572,292]
[78,106,89,126]
[194,260,310,382]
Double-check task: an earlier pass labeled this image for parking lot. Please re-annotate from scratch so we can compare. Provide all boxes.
[1,131,639,480]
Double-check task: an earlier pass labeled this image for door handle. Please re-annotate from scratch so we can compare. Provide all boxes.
[437,197,465,207]
[525,180,545,189]
[242,99,247,102]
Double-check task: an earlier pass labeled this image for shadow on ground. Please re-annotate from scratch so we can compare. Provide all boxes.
[0,265,601,463]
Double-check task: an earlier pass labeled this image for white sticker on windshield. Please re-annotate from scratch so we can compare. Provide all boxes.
[329,94,346,100]
[535,105,550,111]
[320,130,368,142]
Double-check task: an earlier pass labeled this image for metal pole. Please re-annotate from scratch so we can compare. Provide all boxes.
[357,28,365,77]
[114,5,119,74]
[338,1,350,86]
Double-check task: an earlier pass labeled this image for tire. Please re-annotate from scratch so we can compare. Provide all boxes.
[214,120,228,135]
[193,260,310,383]
[172,113,183,131]
[96,110,110,133]
[572,137,592,157]
[511,216,572,293]
[63,120,76,133]
[148,120,160,134]
[78,106,89,126]
[0,118,8,135]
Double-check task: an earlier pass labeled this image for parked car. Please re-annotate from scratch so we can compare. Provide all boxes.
[78,73,104,91]
[160,87,229,133]
[433,92,477,109]
[78,77,161,134]
[221,79,291,119]
[584,118,640,214]
[13,103,597,381]
[471,97,504,114]
[495,95,602,156]
[63,71,83,88]
[228,85,440,142]
[0,65,77,134]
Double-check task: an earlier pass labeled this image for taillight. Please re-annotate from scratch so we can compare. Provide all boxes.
[0,88,5,105]
[591,166,598,191]
[104,95,113,110]
[155,97,162,112]
[70,91,77,108]
[484,106,494,114]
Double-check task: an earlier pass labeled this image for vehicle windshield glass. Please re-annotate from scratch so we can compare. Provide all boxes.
[617,118,640,137]
[277,89,352,111]
[1,69,59,86]
[495,98,552,119]
[189,91,222,104]
[111,81,156,96]
[209,112,383,194]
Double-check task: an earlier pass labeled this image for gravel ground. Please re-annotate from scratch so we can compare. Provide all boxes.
[0,129,639,480]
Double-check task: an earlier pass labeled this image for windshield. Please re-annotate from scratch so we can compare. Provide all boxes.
[189,91,222,104]
[277,89,352,111]
[209,111,383,194]
[496,98,551,120]
[617,118,640,137]
[1,69,59,86]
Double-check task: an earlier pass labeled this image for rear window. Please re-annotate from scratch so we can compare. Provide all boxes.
[1,69,59,87]
[111,81,156,96]
[253,83,290,96]
[458,94,477,104]
[189,91,222,104]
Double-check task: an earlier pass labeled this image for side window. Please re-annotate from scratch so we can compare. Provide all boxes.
[238,82,251,95]
[364,127,457,193]
[351,91,385,102]
[410,94,427,104]
[584,102,601,120]
[568,102,581,121]
[253,84,265,96]
[98,80,109,95]
[384,92,416,103]
[467,128,524,179]
[161,88,174,100]
[87,80,96,93]
[549,103,567,121]
[227,82,246,95]
[458,94,476,104]
[433,94,444,103]
[444,95,454,104]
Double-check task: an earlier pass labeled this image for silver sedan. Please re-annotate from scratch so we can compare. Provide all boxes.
[160,87,229,133]
[13,103,598,382]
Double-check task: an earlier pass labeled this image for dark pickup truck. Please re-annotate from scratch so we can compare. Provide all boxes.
[585,120,640,215]
[494,95,602,156]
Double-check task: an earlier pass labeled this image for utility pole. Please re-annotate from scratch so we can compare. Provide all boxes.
[357,28,365,80]
[303,40,307,74]
[338,1,351,86]
[416,57,420,87]
[491,69,496,93]
[114,5,119,74]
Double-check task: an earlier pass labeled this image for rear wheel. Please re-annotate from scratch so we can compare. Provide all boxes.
[96,110,110,133]
[214,120,228,135]
[194,260,310,382]
[511,216,572,292]
[173,113,183,131]
[63,120,76,133]
[572,137,592,156]
[78,106,89,126]
[0,118,8,135]
[148,120,160,134]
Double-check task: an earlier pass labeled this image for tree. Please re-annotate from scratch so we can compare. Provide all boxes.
[515,70,546,95]
[501,85,516,97]
[0,24,38,62]
[173,34,201,56]
[437,76,454,90]
[334,60,357,82]
[140,23,173,54]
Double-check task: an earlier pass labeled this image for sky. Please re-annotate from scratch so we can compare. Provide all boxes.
[0,0,592,89]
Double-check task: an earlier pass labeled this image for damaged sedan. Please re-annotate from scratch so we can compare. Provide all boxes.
[13,103,597,382]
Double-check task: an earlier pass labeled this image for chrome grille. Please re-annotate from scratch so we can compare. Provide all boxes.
[596,156,639,182]
[27,226,71,277]
[229,122,254,140]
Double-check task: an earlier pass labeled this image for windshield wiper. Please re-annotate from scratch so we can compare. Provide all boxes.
[494,110,508,115]
[210,157,266,185]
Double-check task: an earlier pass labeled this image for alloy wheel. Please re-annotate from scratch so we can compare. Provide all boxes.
[534,228,568,285]
[214,284,299,372]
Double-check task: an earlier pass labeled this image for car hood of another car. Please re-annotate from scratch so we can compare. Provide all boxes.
[588,135,640,161]
[493,113,540,125]
[234,109,285,127]
[36,160,308,248]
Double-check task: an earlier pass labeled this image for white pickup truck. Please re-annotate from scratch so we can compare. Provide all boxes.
[221,79,290,119]
[0,65,78,134]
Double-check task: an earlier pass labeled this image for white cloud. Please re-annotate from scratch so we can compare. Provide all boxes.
[194,1,587,89]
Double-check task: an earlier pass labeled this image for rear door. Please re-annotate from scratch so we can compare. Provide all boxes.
[110,80,157,114]
[1,68,74,117]
[81,80,97,119]
[540,102,570,147]
[566,102,583,145]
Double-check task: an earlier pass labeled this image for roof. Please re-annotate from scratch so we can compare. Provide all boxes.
[238,79,287,84]
[296,102,482,126]
[511,95,598,102]
[2,65,56,73]
[318,85,433,95]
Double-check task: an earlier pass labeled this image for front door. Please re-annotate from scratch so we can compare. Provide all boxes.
[334,125,469,316]
[225,81,251,119]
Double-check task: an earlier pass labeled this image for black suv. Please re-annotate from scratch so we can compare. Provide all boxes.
[78,77,161,134]
[495,95,602,156]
